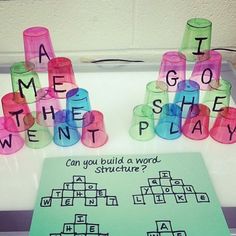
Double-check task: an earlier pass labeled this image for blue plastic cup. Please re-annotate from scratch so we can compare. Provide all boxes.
[174,80,200,118]
[53,110,80,147]
[155,103,182,140]
[66,88,91,128]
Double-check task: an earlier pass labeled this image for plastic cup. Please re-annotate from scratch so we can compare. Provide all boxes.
[66,88,91,128]
[0,117,24,155]
[182,104,210,140]
[155,103,182,140]
[202,79,231,118]
[25,112,52,149]
[190,50,222,90]
[129,104,155,141]
[23,26,55,72]
[144,81,169,119]
[1,92,34,132]
[157,51,186,92]
[36,87,61,127]
[10,61,41,104]
[81,110,108,148]
[53,110,80,147]
[174,80,200,118]
[210,107,236,144]
[48,57,77,99]
[180,18,212,61]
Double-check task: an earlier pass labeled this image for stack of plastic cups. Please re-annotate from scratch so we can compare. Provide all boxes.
[23,26,55,72]
[180,18,212,62]
[48,57,77,99]
[157,51,186,92]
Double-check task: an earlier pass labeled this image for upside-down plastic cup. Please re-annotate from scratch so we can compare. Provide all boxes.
[202,79,231,118]
[174,80,200,118]
[36,87,61,126]
[1,92,34,132]
[23,26,55,72]
[25,112,52,149]
[66,87,91,128]
[180,18,212,61]
[190,50,222,90]
[155,103,182,140]
[182,104,210,140]
[10,61,41,104]
[81,110,108,148]
[158,51,186,92]
[210,107,236,144]
[144,81,169,119]
[0,117,24,155]
[48,57,77,99]
[129,104,155,141]
[53,110,80,147]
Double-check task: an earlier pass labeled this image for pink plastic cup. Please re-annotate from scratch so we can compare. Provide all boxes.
[158,51,186,92]
[48,57,77,99]
[23,26,55,72]
[182,104,210,140]
[1,92,34,132]
[81,110,108,148]
[190,50,222,90]
[36,87,61,126]
[210,107,236,144]
[0,117,24,155]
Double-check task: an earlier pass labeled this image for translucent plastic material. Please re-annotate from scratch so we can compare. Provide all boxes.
[129,104,155,141]
[174,80,200,118]
[66,88,91,128]
[1,92,34,132]
[144,81,169,119]
[210,107,236,144]
[182,104,210,140]
[0,117,24,155]
[81,110,108,148]
[23,26,55,72]
[25,112,52,149]
[203,79,231,118]
[48,57,77,99]
[10,61,41,104]
[180,18,212,61]
[155,103,182,140]
[53,110,80,147]
[157,51,186,92]
[36,87,61,127]
[190,50,222,90]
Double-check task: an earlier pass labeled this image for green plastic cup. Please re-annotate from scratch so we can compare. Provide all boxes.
[180,18,212,61]
[144,81,169,119]
[25,112,52,149]
[10,61,41,104]
[129,104,155,141]
[202,79,231,118]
